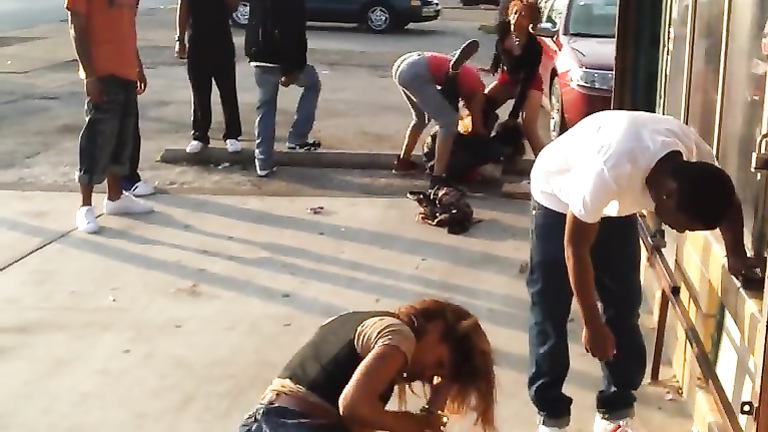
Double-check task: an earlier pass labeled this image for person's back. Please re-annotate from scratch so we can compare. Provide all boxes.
[530,110,716,223]
[187,0,234,56]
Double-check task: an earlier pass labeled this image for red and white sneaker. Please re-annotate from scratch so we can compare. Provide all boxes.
[594,415,635,432]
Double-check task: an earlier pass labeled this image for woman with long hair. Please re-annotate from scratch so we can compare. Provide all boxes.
[481,0,547,156]
[239,298,497,432]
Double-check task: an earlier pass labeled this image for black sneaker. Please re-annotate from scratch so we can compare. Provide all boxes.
[450,39,480,73]
[287,139,322,151]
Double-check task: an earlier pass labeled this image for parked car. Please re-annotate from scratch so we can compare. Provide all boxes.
[534,0,617,140]
[230,0,441,33]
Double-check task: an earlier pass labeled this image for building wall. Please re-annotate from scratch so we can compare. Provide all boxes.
[650,0,768,430]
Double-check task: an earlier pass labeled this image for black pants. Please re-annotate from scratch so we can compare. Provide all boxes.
[121,112,142,188]
[525,201,646,428]
[187,48,242,144]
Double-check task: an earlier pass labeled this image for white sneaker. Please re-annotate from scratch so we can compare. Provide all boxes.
[185,140,206,154]
[104,194,154,215]
[539,426,567,432]
[225,139,242,153]
[594,415,634,432]
[127,180,156,197]
[76,206,100,233]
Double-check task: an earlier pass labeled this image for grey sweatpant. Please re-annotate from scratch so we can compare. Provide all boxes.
[392,52,459,140]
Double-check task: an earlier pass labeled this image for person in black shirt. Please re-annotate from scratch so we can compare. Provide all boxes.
[245,0,322,177]
[175,0,243,155]
[237,299,497,432]
[480,0,546,156]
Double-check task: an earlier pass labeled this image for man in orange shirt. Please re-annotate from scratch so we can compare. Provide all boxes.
[66,0,154,233]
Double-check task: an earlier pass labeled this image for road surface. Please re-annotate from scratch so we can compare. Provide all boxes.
[0,0,175,32]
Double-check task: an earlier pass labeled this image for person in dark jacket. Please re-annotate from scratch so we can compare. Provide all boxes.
[175,0,243,155]
[480,0,546,156]
[237,298,497,432]
[245,0,322,177]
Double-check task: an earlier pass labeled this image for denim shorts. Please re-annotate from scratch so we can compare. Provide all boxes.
[239,405,350,432]
[76,75,138,186]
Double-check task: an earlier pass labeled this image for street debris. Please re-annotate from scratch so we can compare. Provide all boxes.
[518,261,530,274]
[307,206,324,214]
[108,295,116,302]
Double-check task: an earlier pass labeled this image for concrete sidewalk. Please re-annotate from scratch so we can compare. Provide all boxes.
[0,191,692,432]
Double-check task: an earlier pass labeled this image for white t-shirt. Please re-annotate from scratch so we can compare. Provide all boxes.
[530,110,718,223]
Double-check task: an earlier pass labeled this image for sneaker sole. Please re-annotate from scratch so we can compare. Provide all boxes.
[450,39,480,72]
[286,144,321,152]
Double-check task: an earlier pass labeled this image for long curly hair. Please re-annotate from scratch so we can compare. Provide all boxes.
[508,0,543,28]
[395,299,497,432]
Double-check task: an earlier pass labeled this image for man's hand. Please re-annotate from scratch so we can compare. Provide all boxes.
[727,253,764,282]
[85,77,103,102]
[280,72,301,87]
[175,40,187,60]
[582,321,616,361]
[137,68,148,95]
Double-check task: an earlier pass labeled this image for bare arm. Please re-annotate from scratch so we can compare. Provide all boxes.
[522,89,545,155]
[339,345,435,432]
[68,11,95,78]
[176,0,190,40]
[719,197,748,259]
[564,212,602,329]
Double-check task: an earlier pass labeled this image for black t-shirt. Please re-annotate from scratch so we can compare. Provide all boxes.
[188,0,234,53]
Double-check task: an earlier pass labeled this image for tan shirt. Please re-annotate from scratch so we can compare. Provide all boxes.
[259,316,416,410]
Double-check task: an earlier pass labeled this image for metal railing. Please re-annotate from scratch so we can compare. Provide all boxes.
[638,214,744,432]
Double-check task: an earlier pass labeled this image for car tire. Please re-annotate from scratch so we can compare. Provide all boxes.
[360,2,396,33]
[549,77,566,140]
[230,2,249,28]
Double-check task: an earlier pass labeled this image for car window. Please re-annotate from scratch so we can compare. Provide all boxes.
[539,0,556,20]
[547,0,569,27]
[566,0,618,38]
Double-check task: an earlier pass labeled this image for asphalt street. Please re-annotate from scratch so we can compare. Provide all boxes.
[0,0,175,32]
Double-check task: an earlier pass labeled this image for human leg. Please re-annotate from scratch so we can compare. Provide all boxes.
[286,64,322,151]
[254,66,282,175]
[213,56,243,149]
[186,52,214,153]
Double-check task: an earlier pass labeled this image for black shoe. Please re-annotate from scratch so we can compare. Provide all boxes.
[287,139,322,151]
[450,39,480,73]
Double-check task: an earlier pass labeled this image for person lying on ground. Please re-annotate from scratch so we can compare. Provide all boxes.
[238,298,497,432]
[527,109,762,432]
[392,40,488,190]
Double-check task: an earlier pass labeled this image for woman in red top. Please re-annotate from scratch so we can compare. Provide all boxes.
[481,0,547,156]
[392,41,487,188]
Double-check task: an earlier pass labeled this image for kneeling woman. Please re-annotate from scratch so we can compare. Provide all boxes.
[239,298,496,432]
[392,42,488,189]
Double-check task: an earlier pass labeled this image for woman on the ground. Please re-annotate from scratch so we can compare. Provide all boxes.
[392,41,488,190]
[238,298,497,432]
[481,0,547,156]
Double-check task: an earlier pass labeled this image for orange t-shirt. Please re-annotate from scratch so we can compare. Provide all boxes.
[423,52,485,101]
[65,0,140,82]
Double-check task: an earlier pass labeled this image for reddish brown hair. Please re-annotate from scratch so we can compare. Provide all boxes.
[396,298,497,432]
[509,0,543,28]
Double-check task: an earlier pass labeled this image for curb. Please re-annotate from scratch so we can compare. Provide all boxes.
[157,148,534,176]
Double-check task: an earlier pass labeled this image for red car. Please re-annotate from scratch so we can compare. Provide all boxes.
[534,0,617,140]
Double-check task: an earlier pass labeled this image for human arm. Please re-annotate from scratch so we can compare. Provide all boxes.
[339,345,444,432]
[66,7,95,79]
[175,0,190,58]
[279,0,309,79]
[719,197,764,281]
[520,88,545,155]
[466,93,487,136]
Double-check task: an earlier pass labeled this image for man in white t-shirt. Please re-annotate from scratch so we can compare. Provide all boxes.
[527,110,760,432]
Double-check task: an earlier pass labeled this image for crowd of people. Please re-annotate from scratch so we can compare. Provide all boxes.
[65,0,763,431]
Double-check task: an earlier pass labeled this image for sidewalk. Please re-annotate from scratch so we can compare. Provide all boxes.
[0,191,693,432]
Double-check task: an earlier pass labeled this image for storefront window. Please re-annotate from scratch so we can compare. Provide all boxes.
[664,0,692,120]
[686,0,727,147]
[718,0,768,246]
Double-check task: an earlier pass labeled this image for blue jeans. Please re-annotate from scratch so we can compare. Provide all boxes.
[239,405,349,432]
[253,65,321,167]
[526,201,646,428]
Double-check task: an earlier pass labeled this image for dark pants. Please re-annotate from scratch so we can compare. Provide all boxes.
[187,47,242,145]
[77,75,138,186]
[240,405,349,432]
[526,201,646,428]
[121,112,142,189]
